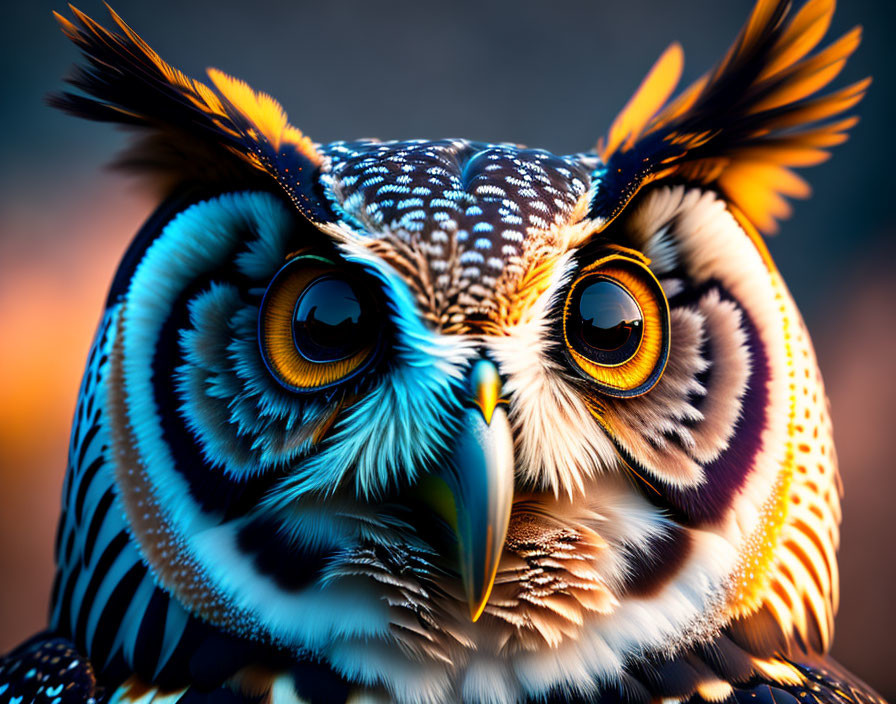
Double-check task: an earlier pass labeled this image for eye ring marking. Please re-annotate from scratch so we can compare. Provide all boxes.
[259,255,379,392]
[562,252,670,398]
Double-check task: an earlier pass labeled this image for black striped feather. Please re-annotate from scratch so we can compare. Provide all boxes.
[37,229,315,703]
[45,308,220,693]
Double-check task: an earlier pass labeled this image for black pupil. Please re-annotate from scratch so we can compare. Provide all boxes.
[573,279,643,362]
[293,276,368,363]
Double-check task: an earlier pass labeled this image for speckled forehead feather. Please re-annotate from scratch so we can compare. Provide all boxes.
[320,139,596,286]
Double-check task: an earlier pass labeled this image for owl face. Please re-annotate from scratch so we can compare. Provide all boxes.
[98,143,829,696]
[52,2,864,702]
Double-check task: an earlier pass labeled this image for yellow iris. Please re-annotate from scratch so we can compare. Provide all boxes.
[259,255,377,391]
[562,251,670,396]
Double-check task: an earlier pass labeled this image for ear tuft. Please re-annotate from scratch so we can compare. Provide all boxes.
[49,5,330,222]
[593,0,869,234]
[600,43,684,159]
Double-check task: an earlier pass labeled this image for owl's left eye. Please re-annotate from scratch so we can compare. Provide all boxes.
[292,276,371,363]
[562,252,670,397]
[259,255,381,392]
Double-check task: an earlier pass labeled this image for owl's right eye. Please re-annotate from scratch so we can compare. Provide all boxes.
[562,251,670,398]
[259,255,381,392]
[568,278,644,366]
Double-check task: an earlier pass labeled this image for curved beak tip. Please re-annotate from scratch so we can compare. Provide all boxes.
[470,595,489,622]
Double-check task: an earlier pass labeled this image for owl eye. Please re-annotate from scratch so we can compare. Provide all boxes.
[292,276,370,363]
[569,279,643,365]
[562,253,669,397]
[259,255,380,391]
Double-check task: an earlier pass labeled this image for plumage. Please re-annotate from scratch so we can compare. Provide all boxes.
[0,1,884,703]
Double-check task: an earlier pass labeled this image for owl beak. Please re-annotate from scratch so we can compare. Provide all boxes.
[418,360,514,622]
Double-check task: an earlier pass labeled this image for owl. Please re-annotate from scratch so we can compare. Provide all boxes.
[0,1,884,703]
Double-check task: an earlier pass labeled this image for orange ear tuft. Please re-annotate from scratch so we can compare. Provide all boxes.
[594,0,869,234]
[50,5,327,221]
[600,43,684,160]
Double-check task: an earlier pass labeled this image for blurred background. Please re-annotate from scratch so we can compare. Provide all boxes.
[1,0,893,696]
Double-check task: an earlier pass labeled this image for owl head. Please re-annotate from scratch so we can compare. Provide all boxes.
[50,2,869,702]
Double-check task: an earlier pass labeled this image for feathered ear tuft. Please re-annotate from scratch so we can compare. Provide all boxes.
[593,0,869,234]
[49,4,331,222]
